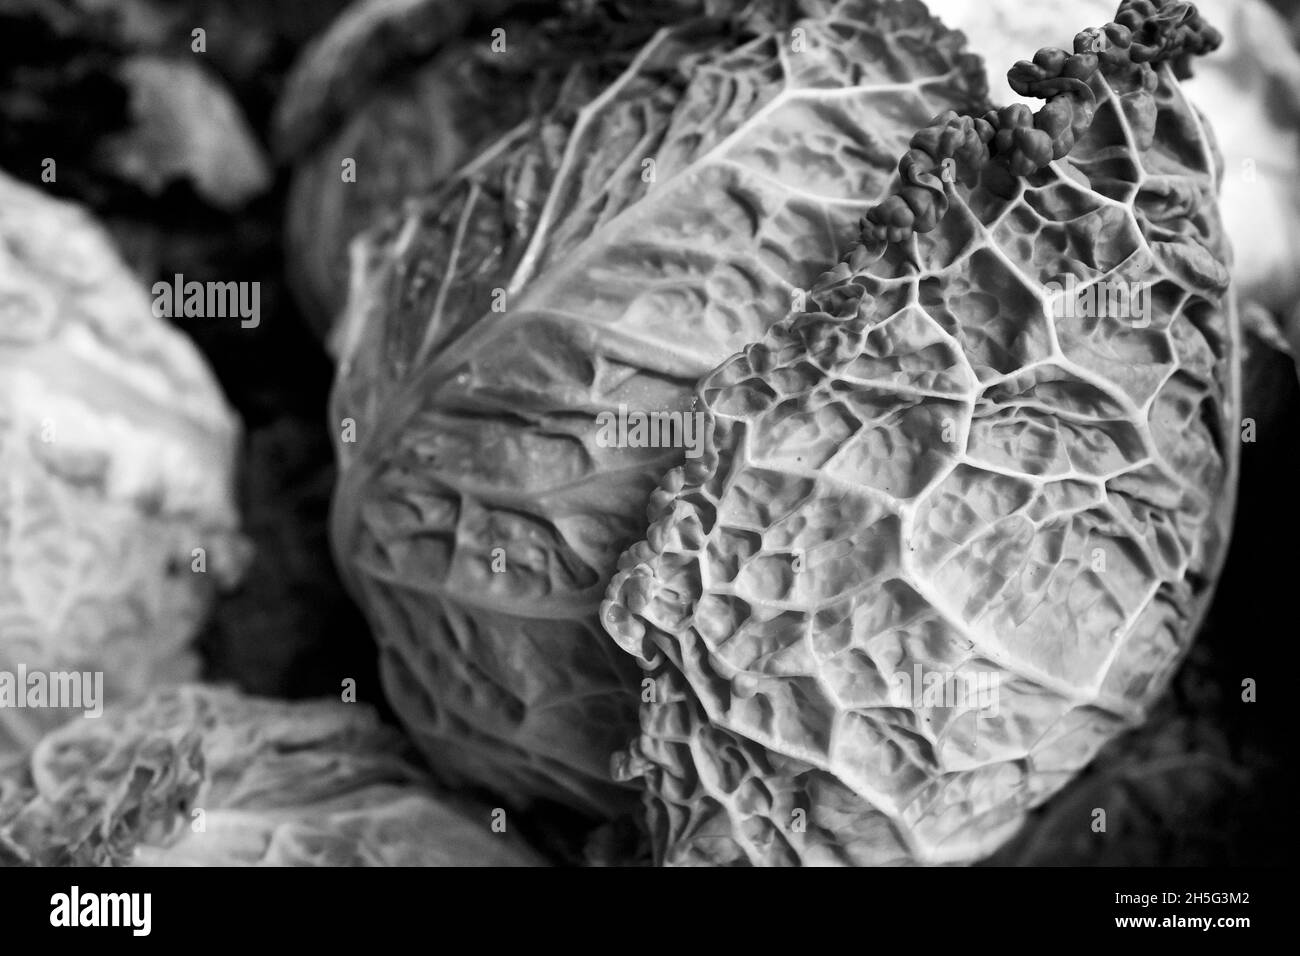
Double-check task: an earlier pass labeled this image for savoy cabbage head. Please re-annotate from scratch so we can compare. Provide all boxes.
[327,0,988,817]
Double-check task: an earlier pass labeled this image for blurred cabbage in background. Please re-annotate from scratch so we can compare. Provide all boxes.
[0,172,245,770]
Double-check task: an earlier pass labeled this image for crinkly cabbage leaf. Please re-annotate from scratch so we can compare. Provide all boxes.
[602,0,1239,864]
[331,0,986,816]
[926,0,1300,321]
[277,1,693,334]
[0,685,544,866]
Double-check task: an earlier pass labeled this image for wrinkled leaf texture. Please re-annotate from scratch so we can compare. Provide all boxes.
[984,641,1262,866]
[281,2,668,335]
[602,8,1240,863]
[331,0,987,816]
[0,685,544,867]
[925,0,1300,355]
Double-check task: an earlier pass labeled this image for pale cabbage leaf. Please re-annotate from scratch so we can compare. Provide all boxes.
[0,685,544,867]
[0,172,244,772]
[602,0,1239,864]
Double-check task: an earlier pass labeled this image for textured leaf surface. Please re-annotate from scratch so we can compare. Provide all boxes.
[0,173,243,772]
[0,685,544,867]
[983,642,1261,866]
[602,8,1239,864]
[331,0,986,816]
[926,0,1300,323]
[282,5,668,337]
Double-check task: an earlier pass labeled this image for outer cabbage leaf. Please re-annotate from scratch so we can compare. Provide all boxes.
[983,641,1264,865]
[0,685,544,867]
[271,0,548,161]
[279,3,671,338]
[331,0,986,816]
[0,173,244,772]
[602,2,1239,864]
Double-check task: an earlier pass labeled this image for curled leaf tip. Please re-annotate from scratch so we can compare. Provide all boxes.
[860,0,1220,248]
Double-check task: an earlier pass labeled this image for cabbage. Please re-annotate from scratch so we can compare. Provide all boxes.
[0,172,243,771]
[0,685,544,866]
[281,42,506,334]
[277,1,505,333]
[602,0,1239,864]
[330,0,987,816]
[272,0,534,162]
